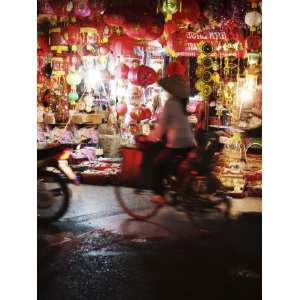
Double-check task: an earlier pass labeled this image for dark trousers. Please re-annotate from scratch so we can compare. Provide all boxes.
[153,147,191,196]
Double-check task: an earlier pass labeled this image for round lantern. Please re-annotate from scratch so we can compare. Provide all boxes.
[115,63,129,79]
[167,30,187,54]
[68,91,79,104]
[110,35,139,57]
[165,60,186,77]
[66,70,82,86]
[123,18,147,41]
[103,9,126,27]
[246,35,262,51]
[143,16,164,41]
[116,103,128,116]
[73,0,91,18]
[49,27,68,52]
[245,11,262,28]
[173,0,200,25]
[164,20,178,36]
[128,65,158,87]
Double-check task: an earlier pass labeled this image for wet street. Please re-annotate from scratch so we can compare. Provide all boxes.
[38,185,262,300]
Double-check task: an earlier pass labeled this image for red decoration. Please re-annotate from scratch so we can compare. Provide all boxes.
[39,0,55,15]
[173,0,200,24]
[89,0,105,18]
[80,20,99,45]
[128,65,158,87]
[130,107,142,121]
[246,35,262,51]
[140,107,152,120]
[52,0,69,17]
[73,0,91,18]
[37,34,49,52]
[103,9,126,26]
[110,35,140,57]
[116,103,128,116]
[165,60,186,77]
[164,20,178,36]
[167,30,187,53]
[143,16,164,41]
[63,23,80,46]
[225,20,245,43]
[37,71,46,84]
[115,63,129,79]
[123,19,147,40]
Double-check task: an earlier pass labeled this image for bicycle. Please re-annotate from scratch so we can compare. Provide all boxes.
[114,133,232,234]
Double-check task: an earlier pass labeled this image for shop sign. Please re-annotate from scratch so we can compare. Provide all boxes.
[169,30,228,57]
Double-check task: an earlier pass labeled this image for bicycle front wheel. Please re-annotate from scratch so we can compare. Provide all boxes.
[114,186,160,220]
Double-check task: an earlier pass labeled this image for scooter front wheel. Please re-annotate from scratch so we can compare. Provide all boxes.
[37,170,70,224]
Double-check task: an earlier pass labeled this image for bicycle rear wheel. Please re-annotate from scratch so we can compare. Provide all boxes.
[114,186,160,220]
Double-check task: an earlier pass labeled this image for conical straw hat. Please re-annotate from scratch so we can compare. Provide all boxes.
[158,75,190,98]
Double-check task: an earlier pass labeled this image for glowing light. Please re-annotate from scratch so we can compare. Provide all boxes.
[240,87,253,103]
[85,67,100,87]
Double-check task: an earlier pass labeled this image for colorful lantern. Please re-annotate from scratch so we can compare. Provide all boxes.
[245,11,262,28]
[66,70,82,86]
[164,20,178,36]
[73,0,91,18]
[116,103,128,116]
[123,18,147,41]
[63,23,80,49]
[68,91,79,104]
[128,65,158,87]
[246,35,262,51]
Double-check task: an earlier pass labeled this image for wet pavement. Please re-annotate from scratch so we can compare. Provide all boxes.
[38,185,262,300]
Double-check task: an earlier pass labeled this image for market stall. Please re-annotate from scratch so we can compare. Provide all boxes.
[37,0,262,195]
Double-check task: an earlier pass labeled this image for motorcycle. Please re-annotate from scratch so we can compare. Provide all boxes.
[37,144,79,224]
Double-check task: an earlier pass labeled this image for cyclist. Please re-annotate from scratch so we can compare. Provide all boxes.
[147,75,195,205]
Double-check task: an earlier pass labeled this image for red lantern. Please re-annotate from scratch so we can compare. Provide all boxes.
[39,0,55,15]
[63,23,80,46]
[173,0,200,25]
[246,35,262,51]
[128,65,158,87]
[110,35,139,57]
[73,0,91,18]
[165,60,186,77]
[123,19,147,40]
[143,16,164,41]
[115,63,129,79]
[37,34,49,52]
[116,103,128,116]
[164,20,178,36]
[167,30,187,53]
[103,9,126,26]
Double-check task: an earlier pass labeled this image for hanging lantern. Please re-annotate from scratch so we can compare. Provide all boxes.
[66,70,82,86]
[165,60,186,77]
[49,27,68,52]
[115,63,129,79]
[73,0,91,18]
[143,16,164,41]
[164,20,178,36]
[68,91,79,104]
[63,22,81,50]
[103,9,126,27]
[173,0,200,25]
[246,35,262,51]
[123,17,147,41]
[128,65,158,87]
[160,0,180,20]
[245,11,262,29]
[116,103,128,116]
[166,30,187,54]
[110,34,139,57]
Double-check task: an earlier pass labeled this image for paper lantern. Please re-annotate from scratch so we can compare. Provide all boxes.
[66,70,82,86]
[128,65,158,87]
[115,63,129,79]
[173,0,200,24]
[167,30,187,53]
[73,0,91,18]
[68,91,79,104]
[63,23,80,47]
[144,17,164,41]
[245,11,262,28]
[246,35,262,51]
[123,18,147,41]
[110,34,139,57]
[165,60,186,76]
[116,103,128,116]
[103,9,126,26]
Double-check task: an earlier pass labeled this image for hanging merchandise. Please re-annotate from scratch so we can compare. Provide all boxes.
[172,0,200,25]
[128,65,158,87]
[116,102,128,116]
[49,26,68,53]
[244,1,262,32]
